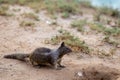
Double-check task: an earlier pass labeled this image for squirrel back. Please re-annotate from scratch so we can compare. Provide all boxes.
[4,47,52,61]
[30,42,72,69]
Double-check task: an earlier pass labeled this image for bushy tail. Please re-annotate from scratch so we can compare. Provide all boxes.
[4,53,30,61]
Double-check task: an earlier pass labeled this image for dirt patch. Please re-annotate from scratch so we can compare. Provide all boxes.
[73,65,120,80]
[1,53,120,80]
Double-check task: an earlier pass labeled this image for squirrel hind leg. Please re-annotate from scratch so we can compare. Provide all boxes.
[30,60,38,67]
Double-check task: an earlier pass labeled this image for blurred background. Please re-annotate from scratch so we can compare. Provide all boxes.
[0,0,120,80]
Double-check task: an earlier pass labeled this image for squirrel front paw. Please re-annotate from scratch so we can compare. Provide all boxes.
[59,65,66,68]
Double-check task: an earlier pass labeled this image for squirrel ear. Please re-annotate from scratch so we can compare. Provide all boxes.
[61,42,65,47]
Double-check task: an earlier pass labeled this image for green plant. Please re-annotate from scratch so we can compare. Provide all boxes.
[104,27,120,36]
[0,0,27,5]
[103,36,119,47]
[61,12,70,18]
[0,0,45,12]
[0,0,94,15]
[79,0,93,8]
[89,22,120,36]
[71,20,86,32]
[49,29,90,53]
[89,22,105,32]
[28,1,45,12]
[50,14,57,19]
[94,13,101,22]
[117,19,120,27]
[45,0,79,14]
[44,0,57,14]
[98,6,120,17]
[15,0,26,5]
[57,1,77,14]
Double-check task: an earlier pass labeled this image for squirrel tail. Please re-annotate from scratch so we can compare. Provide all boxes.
[4,53,30,61]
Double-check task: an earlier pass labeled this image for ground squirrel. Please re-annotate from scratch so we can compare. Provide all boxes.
[4,42,72,70]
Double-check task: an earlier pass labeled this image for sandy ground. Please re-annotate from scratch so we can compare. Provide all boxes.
[0,5,120,80]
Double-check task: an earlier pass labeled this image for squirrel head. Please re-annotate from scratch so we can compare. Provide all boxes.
[58,42,72,55]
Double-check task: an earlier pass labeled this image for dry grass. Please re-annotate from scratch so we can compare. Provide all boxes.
[0,4,12,16]
[20,21,35,27]
[21,12,39,21]
[46,29,90,53]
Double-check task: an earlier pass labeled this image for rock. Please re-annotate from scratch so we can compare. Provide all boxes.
[46,21,51,25]
[77,72,83,77]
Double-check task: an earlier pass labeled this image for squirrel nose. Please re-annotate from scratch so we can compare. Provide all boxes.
[69,49,72,53]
